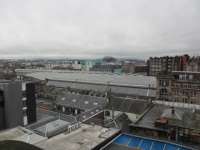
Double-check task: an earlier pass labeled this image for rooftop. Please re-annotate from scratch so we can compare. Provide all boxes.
[132,104,179,131]
[0,127,46,145]
[35,124,119,150]
[56,93,107,110]
[106,97,152,114]
[132,104,200,132]
[24,70,156,88]
[29,109,78,137]
[33,119,71,137]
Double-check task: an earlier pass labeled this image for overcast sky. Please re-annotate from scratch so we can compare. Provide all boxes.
[0,0,200,59]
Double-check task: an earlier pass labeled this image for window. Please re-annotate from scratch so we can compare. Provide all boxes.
[160,89,168,95]
[189,75,193,80]
[179,74,183,80]
[84,101,89,104]
[72,99,76,103]
[93,102,98,106]
[105,111,110,116]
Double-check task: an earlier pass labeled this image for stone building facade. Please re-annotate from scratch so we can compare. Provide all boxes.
[157,71,200,104]
[147,55,190,76]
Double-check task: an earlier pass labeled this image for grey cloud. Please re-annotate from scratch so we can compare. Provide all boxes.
[0,0,200,59]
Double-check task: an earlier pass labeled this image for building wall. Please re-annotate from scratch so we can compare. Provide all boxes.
[157,76,172,101]
[47,80,156,99]
[148,55,190,76]
[0,90,5,129]
[0,81,23,130]
[186,57,200,72]
[26,82,37,124]
[90,64,121,73]
[157,71,200,104]
[171,72,200,104]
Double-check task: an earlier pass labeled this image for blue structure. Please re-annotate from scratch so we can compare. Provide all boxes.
[103,134,194,150]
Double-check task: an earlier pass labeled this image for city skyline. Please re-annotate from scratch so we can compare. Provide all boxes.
[0,0,200,59]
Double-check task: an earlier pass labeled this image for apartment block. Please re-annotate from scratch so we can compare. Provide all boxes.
[147,55,190,76]
[22,82,37,125]
[157,71,200,104]
[0,80,36,130]
[0,80,23,130]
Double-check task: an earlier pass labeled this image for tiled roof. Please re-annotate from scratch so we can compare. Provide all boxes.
[106,97,152,114]
[56,93,107,110]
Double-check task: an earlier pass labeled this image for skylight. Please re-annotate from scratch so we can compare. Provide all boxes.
[84,101,89,104]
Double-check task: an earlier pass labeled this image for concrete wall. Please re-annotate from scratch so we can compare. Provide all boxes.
[0,81,23,129]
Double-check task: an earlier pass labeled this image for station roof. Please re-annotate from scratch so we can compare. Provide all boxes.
[25,71,156,88]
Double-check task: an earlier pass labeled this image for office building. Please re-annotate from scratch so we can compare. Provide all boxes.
[22,82,37,125]
[0,80,23,130]
[0,80,37,130]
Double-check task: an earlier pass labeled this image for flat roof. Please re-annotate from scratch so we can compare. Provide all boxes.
[25,71,156,88]
[0,127,46,145]
[35,124,119,150]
